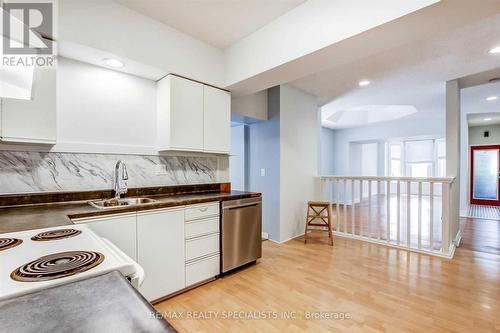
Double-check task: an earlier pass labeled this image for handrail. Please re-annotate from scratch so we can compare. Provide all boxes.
[316,175,456,258]
[318,175,455,183]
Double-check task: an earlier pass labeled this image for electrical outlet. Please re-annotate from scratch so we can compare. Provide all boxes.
[260,168,266,177]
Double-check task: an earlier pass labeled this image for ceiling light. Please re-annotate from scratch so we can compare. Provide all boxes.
[489,46,500,54]
[486,96,498,101]
[103,58,124,68]
[358,80,371,87]
[484,118,492,121]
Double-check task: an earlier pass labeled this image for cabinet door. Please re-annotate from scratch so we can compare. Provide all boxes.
[169,75,204,151]
[203,85,230,153]
[76,214,137,261]
[1,67,56,144]
[137,208,185,302]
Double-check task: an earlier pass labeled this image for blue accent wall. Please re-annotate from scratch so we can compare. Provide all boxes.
[246,86,281,241]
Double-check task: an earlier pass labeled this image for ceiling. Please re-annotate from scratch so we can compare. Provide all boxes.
[461,82,500,120]
[468,112,500,127]
[113,0,306,49]
[288,8,500,129]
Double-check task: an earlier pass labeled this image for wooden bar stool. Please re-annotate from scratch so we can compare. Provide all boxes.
[304,201,333,245]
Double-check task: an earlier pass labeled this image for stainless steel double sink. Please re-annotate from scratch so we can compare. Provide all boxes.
[89,197,157,210]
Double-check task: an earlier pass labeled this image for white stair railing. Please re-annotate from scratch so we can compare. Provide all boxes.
[317,176,455,258]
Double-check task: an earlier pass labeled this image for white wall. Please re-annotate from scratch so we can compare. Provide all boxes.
[320,127,335,175]
[59,0,225,86]
[230,125,246,190]
[279,85,319,242]
[469,125,500,145]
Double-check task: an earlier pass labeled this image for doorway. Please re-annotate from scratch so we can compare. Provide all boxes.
[470,145,500,206]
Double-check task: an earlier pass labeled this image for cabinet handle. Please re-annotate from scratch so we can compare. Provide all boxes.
[199,207,208,212]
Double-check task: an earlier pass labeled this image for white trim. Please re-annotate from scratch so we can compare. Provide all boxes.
[279,232,304,244]
[0,137,56,145]
[332,231,455,259]
[319,175,455,183]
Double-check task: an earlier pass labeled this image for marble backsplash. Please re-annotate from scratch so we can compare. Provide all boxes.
[0,151,219,194]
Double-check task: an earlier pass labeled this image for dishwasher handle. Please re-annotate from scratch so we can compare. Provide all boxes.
[222,197,262,210]
[226,203,259,210]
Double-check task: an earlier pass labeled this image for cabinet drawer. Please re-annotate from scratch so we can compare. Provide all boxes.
[186,254,219,286]
[185,233,219,262]
[185,202,219,221]
[185,217,219,239]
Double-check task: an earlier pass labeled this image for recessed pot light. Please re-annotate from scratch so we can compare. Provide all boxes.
[486,96,498,101]
[484,118,492,121]
[359,80,371,87]
[489,46,500,54]
[103,58,124,68]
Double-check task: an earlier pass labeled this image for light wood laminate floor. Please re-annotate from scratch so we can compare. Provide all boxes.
[156,218,500,333]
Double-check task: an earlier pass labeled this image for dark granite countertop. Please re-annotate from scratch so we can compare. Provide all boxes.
[0,190,261,234]
[0,271,177,333]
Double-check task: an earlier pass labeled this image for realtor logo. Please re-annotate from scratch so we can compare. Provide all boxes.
[2,2,53,55]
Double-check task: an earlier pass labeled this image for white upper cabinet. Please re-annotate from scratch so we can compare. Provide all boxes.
[157,75,204,152]
[0,67,56,144]
[157,74,230,154]
[203,85,230,153]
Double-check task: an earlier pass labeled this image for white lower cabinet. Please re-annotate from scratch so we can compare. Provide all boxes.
[184,202,220,287]
[137,208,185,302]
[73,203,221,301]
[186,254,220,287]
[185,233,220,262]
[73,214,137,261]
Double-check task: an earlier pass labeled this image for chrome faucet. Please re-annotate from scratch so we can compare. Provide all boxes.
[113,160,128,198]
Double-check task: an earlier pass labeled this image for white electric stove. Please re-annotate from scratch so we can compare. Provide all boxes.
[0,225,144,301]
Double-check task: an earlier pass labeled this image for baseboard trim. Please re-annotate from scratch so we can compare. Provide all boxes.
[279,233,304,244]
[332,231,455,259]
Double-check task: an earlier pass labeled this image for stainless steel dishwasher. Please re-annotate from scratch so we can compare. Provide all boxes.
[221,197,262,273]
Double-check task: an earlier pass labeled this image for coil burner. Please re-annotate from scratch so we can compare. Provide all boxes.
[11,251,104,282]
[0,238,23,251]
[31,229,82,241]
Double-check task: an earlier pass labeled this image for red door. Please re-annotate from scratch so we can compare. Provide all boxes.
[470,145,500,206]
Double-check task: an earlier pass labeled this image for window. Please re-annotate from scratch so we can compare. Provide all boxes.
[388,143,402,177]
[405,140,434,178]
[436,139,446,177]
[386,139,445,177]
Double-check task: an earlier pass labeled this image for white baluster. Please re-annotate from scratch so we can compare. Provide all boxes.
[368,180,372,239]
[336,179,340,232]
[430,182,434,251]
[386,180,391,243]
[377,180,381,240]
[343,179,347,233]
[407,181,411,248]
[351,179,355,235]
[397,180,401,245]
[418,181,422,249]
[359,180,363,237]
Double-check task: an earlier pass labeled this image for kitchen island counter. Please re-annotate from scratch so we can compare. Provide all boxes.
[0,271,177,333]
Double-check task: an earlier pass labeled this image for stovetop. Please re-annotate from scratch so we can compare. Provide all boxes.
[0,225,139,301]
